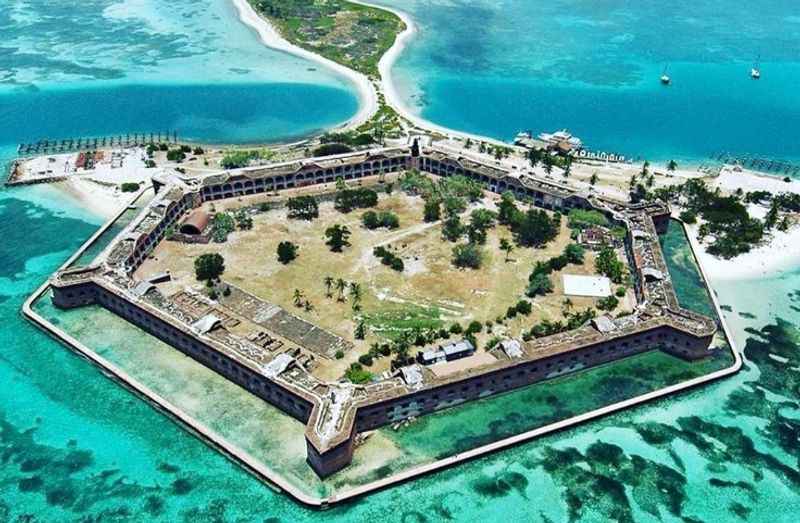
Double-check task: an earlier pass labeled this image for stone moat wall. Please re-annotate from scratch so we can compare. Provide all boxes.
[50,148,712,478]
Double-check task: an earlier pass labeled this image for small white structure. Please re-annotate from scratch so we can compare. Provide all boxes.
[562,274,612,298]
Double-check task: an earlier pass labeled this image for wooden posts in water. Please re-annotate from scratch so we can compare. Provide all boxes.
[16,130,181,157]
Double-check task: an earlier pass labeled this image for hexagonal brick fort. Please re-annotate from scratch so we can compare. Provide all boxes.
[50,140,718,478]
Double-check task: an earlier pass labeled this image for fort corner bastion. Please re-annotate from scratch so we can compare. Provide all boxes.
[48,142,719,479]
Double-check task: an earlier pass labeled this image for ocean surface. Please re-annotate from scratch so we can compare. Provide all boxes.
[377,0,800,164]
[1,0,799,521]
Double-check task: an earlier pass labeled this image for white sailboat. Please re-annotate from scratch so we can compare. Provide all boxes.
[751,55,761,79]
[660,65,671,85]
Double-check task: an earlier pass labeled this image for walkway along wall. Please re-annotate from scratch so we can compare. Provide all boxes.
[48,143,723,479]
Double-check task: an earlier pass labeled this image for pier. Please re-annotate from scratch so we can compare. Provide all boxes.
[713,152,800,177]
[16,131,179,157]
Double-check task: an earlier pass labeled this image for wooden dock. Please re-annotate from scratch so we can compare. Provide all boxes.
[16,131,179,157]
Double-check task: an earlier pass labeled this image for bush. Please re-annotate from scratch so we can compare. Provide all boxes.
[166,148,185,162]
[287,196,319,220]
[362,210,380,229]
[277,241,299,264]
[373,245,404,271]
[335,188,379,213]
[380,344,392,356]
[194,253,225,281]
[222,286,231,297]
[506,306,518,319]
[449,323,463,335]
[221,149,271,169]
[345,363,372,384]
[358,354,374,367]
[466,320,482,334]
[679,209,697,224]
[548,255,569,271]
[527,273,553,297]
[120,182,140,193]
[335,350,345,360]
[615,286,626,297]
[515,300,532,315]
[313,143,353,157]
[597,295,619,311]
[452,243,483,269]
[563,243,585,265]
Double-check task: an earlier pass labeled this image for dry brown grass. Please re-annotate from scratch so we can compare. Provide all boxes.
[138,187,633,379]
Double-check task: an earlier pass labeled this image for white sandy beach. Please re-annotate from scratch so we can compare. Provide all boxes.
[230,0,378,131]
[687,167,800,282]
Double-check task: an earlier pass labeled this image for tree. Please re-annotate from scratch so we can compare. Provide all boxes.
[287,196,318,220]
[235,210,253,230]
[467,209,497,245]
[563,157,572,177]
[514,209,558,247]
[442,214,464,242]
[323,276,334,298]
[350,282,362,311]
[526,273,553,297]
[515,299,532,315]
[292,289,304,307]
[354,321,366,340]
[362,210,380,229]
[595,245,625,283]
[543,155,554,175]
[497,191,519,226]
[589,172,598,187]
[667,159,678,172]
[564,243,585,265]
[452,243,483,269]
[423,198,442,222]
[276,241,298,264]
[194,253,225,282]
[335,278,347,302]
[325,224,351,252]
[499,237,514,262]
[641,160,650,177]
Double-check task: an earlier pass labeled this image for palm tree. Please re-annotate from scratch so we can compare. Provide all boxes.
[335,278,347,302]
[499,237,514,262]
[349,282,362,302]
[293,289,304,307]
[561,298,573,315]
[323,276,334,298]
[589,172,598,187]
[667,159,678,172]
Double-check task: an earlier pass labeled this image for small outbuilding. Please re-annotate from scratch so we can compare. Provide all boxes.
[180,209,210,235]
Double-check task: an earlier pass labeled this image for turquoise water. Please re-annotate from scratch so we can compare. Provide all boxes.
[378,0,800,163]
[0,0,359,145]
[1,0,799,520]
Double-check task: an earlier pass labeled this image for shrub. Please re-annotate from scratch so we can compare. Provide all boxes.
[466,320,482,334]
[597,295,619,311]
[287,196,319,220]
[615,286,627,297]
[679,209,697,224]
[166,148,185,162]
[194,253,225,281]
[362,210,380,229]
[515,300,532,315]
[527,273,553,297]
[120,182,140,193]
[313,143,353,157]
[335,188,379,213]
[452,243,483,269]
[335,350,345,360]
[563,243,585,265]
[345,363,372,384]
[449,323,463,335]
[506,306,518,319]
[358,354,374,367]
[276,241,299,264]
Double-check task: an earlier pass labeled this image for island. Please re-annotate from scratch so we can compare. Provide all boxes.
[43,138,724,482]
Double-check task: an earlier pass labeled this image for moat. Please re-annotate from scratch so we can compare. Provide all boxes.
[23,140,739,505]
